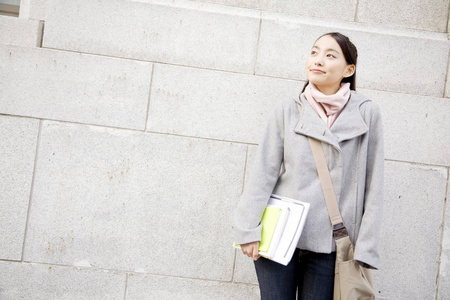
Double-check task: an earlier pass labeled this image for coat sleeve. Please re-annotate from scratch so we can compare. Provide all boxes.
[233,102,286,245]
[354,103,385,269]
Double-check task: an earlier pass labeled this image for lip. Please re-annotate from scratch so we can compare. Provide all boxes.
[310,69,325,74]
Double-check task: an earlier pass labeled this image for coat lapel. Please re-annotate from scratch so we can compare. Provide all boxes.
[294,92,369,150]
[294,94,341,150]
[330,92,369,142]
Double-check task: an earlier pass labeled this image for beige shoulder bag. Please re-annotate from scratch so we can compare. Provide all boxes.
[297,102,375,300]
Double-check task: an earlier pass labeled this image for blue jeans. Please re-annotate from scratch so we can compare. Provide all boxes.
[254,249,336,300]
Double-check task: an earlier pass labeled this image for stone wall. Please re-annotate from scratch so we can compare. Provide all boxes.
[1,0,449,299]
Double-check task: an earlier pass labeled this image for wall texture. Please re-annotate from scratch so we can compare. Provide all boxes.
[1,0,449,299]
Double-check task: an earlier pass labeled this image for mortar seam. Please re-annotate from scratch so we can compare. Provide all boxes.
[144,64,155,131]
[384,158,450,169]
[231,145,250,283]
[123,273,129,300]
[0,259,258,286]
[37,20,44,47]
[1,114,450,169]
[435,167,450,299]
[242,145,250,194]
[20,119,43,261]
[443,51,450,98]
[354,0,360,22]
[1,115,448,168]
[253,12,263,75]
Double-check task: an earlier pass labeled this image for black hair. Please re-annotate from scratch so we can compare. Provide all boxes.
[302,32,358,92]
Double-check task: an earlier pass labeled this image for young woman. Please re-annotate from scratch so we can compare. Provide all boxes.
[234,32,384,299]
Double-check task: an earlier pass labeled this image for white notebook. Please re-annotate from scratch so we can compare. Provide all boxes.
[264,194,310,265]
[234,194,310,266]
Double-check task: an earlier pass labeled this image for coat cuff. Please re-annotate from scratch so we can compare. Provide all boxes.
[355,260,376,270]
[233,223,262,246]
[354,248,380,270]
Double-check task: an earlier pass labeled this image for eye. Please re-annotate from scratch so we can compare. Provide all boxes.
[310,50,317,55]
[326,53,336,58]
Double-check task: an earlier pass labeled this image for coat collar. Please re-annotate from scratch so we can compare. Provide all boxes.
[294,92,369,150]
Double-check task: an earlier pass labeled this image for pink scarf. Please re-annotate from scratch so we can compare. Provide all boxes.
[303,82,351,128]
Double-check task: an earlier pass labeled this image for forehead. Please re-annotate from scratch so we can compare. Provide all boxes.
[312,35,342,53]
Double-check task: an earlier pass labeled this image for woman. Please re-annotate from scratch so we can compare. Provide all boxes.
[234,32,384,299]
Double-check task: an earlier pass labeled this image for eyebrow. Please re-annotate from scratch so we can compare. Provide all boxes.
[311,45,340,54]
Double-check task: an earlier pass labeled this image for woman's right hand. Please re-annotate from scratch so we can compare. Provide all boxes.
[241,241,260,261]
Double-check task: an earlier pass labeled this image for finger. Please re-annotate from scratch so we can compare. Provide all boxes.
[245,247,252,257]
[252,245,260,260]
[241,245,250,257]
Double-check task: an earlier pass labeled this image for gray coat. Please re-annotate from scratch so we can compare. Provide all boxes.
[234,91,384,269]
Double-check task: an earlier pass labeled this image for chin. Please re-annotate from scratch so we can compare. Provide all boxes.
[308,79,326,87]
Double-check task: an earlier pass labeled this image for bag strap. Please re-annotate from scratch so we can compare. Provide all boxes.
[296,102,349,239]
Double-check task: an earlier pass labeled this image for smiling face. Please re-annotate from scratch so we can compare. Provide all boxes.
[305,35,355,95]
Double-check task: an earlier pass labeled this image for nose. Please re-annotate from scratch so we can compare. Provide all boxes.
[314,56,324,66]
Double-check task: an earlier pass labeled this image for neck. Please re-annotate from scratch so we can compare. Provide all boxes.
[315,84,341,95]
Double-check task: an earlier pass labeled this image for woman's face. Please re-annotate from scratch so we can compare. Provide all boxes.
[305,35,355,95]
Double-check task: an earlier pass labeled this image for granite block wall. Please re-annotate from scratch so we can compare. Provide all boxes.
[1,0,449,299]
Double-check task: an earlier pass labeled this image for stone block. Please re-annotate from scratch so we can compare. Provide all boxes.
[360,89,450,167]
[0,115,39,260]
[23,121,247,281]
[256,14,449,97]
[375,161,447,299]
[126,273,260,299]
[438,186,450,299]
[0,261,125,299]
[19,0,48,20]
[147,64,301,143]
[357,0,449,33]
[351,30,448,98]
[43,0,260,74]
[0,15,43,47]
[0,44,152,130]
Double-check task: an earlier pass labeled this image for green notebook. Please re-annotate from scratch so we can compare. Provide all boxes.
[259,206,282,253]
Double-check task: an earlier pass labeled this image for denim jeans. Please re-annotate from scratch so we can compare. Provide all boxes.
[254,249,336,300]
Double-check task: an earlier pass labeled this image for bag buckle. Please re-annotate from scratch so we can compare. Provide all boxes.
[333,223,349,239]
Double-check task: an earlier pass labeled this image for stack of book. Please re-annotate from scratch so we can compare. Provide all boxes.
[235,194,310,266]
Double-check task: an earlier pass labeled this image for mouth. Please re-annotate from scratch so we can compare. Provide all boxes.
[310,69,325,74]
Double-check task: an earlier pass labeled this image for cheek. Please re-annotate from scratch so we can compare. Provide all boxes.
[305,59,314,73]
[305,56,314,67]
[330,61,348,74]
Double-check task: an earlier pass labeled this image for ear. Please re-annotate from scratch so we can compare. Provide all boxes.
[343,65,355,78]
